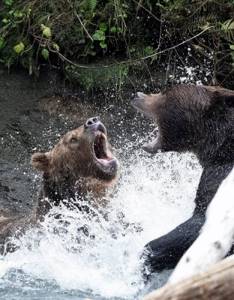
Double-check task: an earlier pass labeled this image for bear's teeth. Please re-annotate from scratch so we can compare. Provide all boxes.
[97,158,109,165]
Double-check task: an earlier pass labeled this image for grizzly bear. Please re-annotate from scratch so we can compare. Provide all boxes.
[132,84,234,276]
[31,116,118,219]
[0,117,118,253]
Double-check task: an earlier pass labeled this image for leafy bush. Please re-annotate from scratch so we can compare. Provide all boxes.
[0,0,234,88]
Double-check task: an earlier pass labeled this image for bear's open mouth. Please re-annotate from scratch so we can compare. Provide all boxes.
[93,132,115,165]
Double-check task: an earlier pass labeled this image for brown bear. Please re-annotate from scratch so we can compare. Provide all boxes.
[132,84,234,277]
[0,117,119,253]
[31,116,119,219]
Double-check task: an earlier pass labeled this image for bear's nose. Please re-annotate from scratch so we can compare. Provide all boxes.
[84,116,100,128]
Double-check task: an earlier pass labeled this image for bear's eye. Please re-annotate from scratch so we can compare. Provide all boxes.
[70,137,79,144]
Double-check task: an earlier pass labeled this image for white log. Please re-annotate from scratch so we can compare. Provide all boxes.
[169,167,234,283]
[143,254,234,300]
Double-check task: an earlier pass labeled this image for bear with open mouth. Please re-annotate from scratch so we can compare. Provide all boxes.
[132,84,234,277]
[0,117,119,253]
[31,116,119,219]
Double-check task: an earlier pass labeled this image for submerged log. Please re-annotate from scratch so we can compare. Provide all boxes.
[143,254,234,300]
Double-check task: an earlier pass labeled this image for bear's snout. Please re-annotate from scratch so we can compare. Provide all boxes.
[85,116,100,128]
[131,92,158,119]
[84,117,107,135]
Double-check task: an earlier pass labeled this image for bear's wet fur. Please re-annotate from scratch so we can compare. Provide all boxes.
[31,117,118,220]
[0,118,118,253]
[132,84,234,277]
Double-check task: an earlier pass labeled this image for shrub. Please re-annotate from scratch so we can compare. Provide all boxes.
[0,0,233,89]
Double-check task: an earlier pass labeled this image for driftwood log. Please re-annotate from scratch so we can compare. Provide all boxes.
[143,254,234,300]
[169,167,234,283]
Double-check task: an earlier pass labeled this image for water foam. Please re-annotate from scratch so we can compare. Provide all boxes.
[0,142,201,299]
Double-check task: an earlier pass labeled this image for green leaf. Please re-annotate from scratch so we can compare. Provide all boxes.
[88,0,97,12]
[99,22,107,32]
[3,0,14,6]
[13,42,25,54]
[222,19,234,32]
[13,10,23,18]
[52,43,60,51]
[0,37,5,50]
[41,24,52,38]
[41,48,49,60]
[100,41,107,49]
[230,44,234,50]
[92,30,105,41]
[2,18,9,24]
[110,26,117,33]
[144,46,154,56]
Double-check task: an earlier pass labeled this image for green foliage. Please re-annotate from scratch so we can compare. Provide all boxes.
[41,24,52,39]
[4,0,14,6]
[41,48,49,60]
[0,38,5,50]
[221,19,234,42]
[92,23,107,49]
[65,63,129,91]
[13,42,25,54]
[87,0,97,12]
[0,0,234,88]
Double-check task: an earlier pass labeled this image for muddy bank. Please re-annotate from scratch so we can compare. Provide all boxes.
[0,68,57,215]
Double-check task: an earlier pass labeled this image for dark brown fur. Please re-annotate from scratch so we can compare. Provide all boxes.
[132,84,234,277]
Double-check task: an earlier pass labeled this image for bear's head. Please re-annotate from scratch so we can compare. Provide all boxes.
[132,85,234,164]
[31,117,119,187]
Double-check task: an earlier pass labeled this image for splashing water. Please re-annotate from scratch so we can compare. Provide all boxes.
[0,136,202,300]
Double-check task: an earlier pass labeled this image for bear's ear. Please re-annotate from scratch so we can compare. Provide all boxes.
[31,152,50,172]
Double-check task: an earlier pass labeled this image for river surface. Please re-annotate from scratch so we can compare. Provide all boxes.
[0,69,202,299]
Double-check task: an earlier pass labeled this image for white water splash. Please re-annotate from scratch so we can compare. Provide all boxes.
[0,143,201,299]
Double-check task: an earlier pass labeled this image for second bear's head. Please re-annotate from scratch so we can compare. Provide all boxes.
[132,85,233,159]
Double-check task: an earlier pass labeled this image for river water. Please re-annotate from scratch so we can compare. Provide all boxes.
[0,69,202,299]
